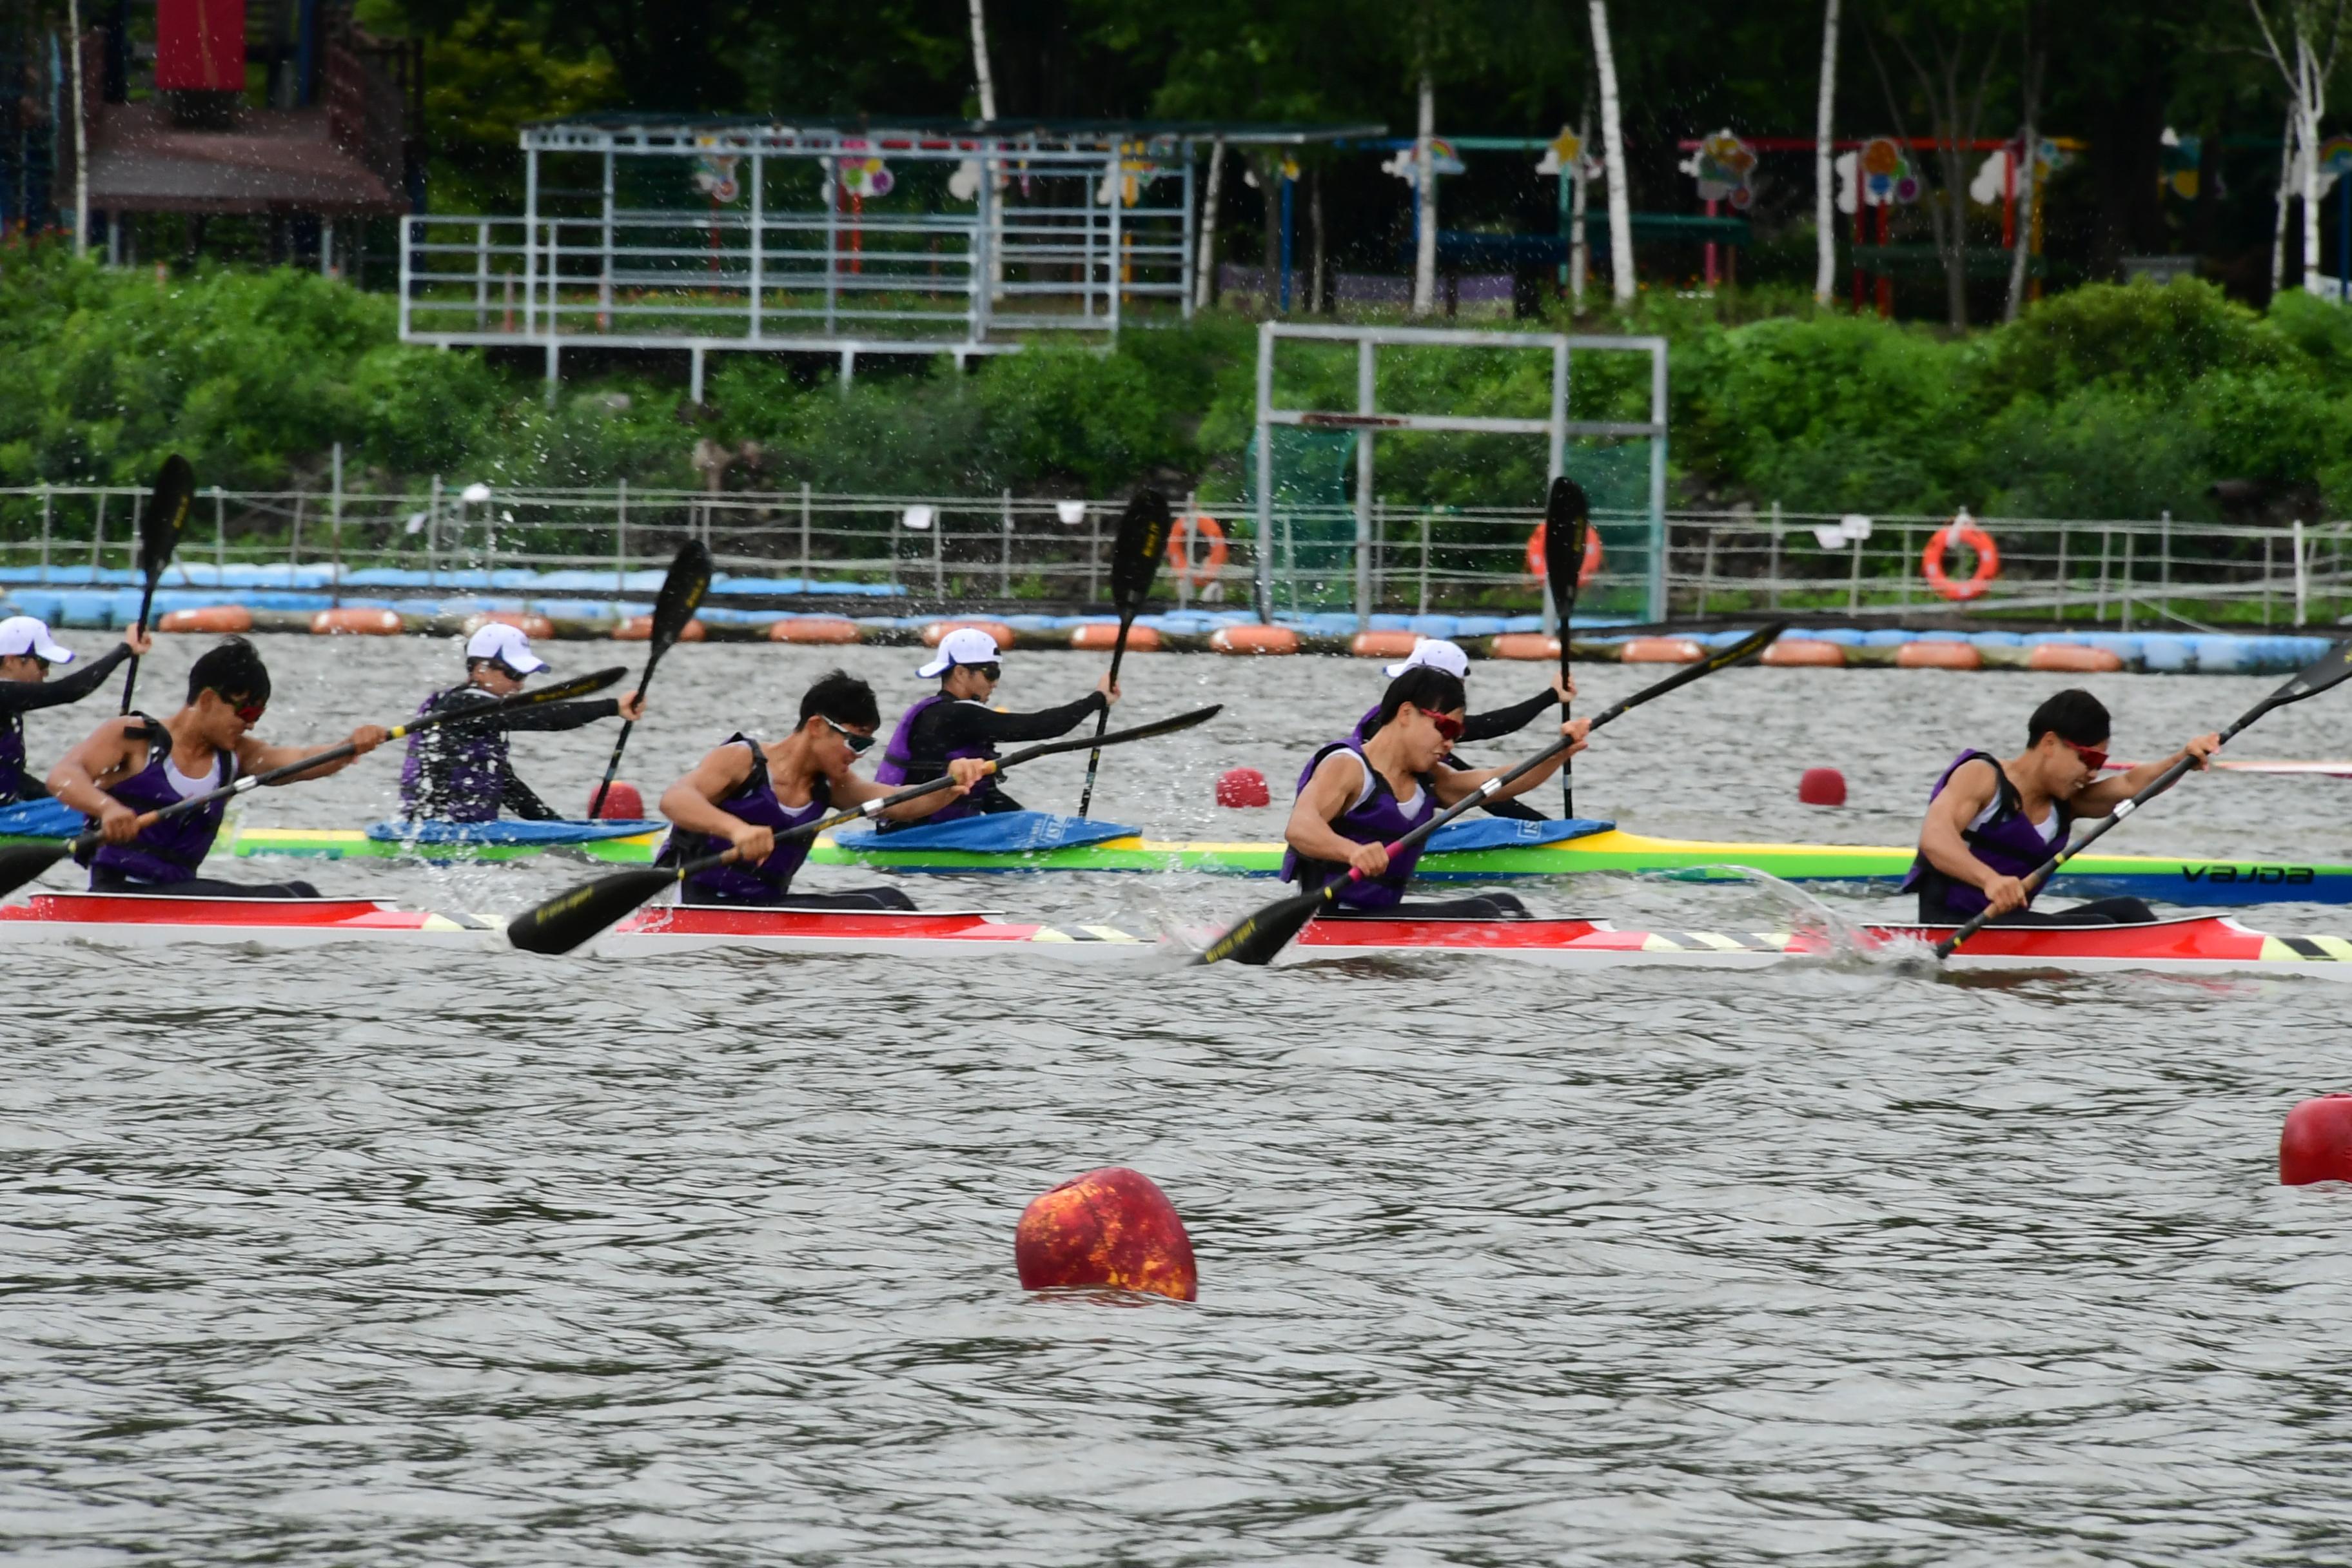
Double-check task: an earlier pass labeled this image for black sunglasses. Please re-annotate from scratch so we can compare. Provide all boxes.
[963,662,1002,681]
[822,716,876,754]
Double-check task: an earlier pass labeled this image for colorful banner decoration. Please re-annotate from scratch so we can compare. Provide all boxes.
[2159,130,2202,201]
[691,153,740,205]
[1381,139,1466,187]
[2320,134,2352,177]
[837,139,894,200]
[1859,137,1921,206]
[1535,127,1599,180]
[1099,138,1177,206]
[1681,129,1758,210]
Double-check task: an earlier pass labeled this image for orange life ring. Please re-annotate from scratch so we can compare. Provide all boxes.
[1921,520,2000,601]
[1166,514,1228,587]
[1525,524,1603,588]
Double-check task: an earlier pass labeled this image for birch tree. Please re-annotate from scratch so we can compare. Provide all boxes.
[1814,0,1840,303]
[1867,5,2009,329]
[1413,64,1438,314]
[2249,0,2349,297]
[1591,0,1635,303]
[2004,3,2045,322]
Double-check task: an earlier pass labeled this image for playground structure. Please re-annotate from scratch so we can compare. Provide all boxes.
[397,117,1375,395]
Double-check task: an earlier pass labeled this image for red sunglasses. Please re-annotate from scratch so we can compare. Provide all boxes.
[1426,710,1464,743]
[2063,738,2108,773]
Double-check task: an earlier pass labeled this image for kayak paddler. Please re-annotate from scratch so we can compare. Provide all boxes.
[872,627,1116,828]
[1905,687,2220,926]
[656,669,990,908]
[1355,637,1575,821]
[44,636,386,897]
[398,623,646,822]
[1283,663,1589,919]
[1,616,151,806]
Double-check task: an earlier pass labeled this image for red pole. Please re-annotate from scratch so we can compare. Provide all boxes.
[2001,142,2017,249]
[1851,189,1866,311]
[1875,204,1893,317]
[1704,197,1719,286]
[851,191,864,274]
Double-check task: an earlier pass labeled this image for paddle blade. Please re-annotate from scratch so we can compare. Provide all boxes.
[1542,476,1591,620]
[141,455,196,581]
[0,839,72,902]
[649,540,714,648]
[1195,884,1332,967]
[2259,639,2352,714]
[507,867,679,956]
[1109,489,1173,612]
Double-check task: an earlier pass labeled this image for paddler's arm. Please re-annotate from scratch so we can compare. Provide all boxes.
[1459,674,1573,743]
[1917,757,2027,914]
[1284,751,1392,879]
[494,694,642,730]
[240,727,389,785]
[0,638,140,713]
[659,743,772,863]
[2073,733,2221,816]
[945,681,1115,745]
[1432,718,1590,804]
[44,717,149,843]
[834,757,990,821]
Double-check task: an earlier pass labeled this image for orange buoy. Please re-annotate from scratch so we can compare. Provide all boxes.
[921,619,1015,649]
[2282,1095,2352,1184]
[1896,641,1984,670]
[767,616,860,645]
[1921,518,2001,600]
[1798,767,1848,807]
[1015,1166,1197,1301]
[614,615,706,642]
[1209,624,1300,656]
[1215,767,1271,807]
[1619,637,1704,664]
[311,607,404,636]
[1349,629,1419,659]
[1763,638,1847,667]
[157,605,253,635]
[1072,622,1161,652]
[1489,632,1562,661]
[1165,514,1228,587]
[1525,522,1603,587]
[588,780,645,820]
[463,611,554,641]
[2028,642,2124,674]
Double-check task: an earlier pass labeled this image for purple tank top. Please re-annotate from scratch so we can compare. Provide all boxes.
[658,736,831,902]
[1901,749,2072,915]
[874,692,998,823]
[397,685,511,823]
[1279,738,1438,910]
[0,712,24,805]
[88,719,237,884]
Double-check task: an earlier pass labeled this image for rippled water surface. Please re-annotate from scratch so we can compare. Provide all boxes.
[6,634,2352,1563]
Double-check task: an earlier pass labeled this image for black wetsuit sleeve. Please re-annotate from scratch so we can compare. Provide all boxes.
[484,698,621,732]
[1461,686,1557,743]
[930,692,1108,749]
[0,645,131,714]
[500,774,562,819]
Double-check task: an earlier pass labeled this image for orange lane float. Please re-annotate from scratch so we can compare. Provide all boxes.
[157,605,252,634]
[1763,638,1847,668]
[767,616,861,645]
[1895,641,1984,671]
[2281,1094,2352,1184]
[615,614,706,642]
[1014,1166,1198,1302]
[2028,643,2124,674]
[921,619,1015,649]
[1072,622,1161,652]
[462,610,554,640]
[310,607,404,636]
[1349,629,1420,660]
[1209,624,1300,656]
[587,780,644,819]
[1165,514,1228,587]
[1922,517,2001,601]
[1619,638,1705,665]
[1489,632,1562,662]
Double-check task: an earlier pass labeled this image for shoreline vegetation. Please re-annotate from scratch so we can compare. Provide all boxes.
[3,246,2349,526]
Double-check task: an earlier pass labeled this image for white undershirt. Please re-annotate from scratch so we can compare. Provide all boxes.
[1329,749,1424,816]
[162,752,222,800]
[1966,785,2060,845]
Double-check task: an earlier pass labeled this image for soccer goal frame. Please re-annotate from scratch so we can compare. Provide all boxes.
[1251,321,1670,625]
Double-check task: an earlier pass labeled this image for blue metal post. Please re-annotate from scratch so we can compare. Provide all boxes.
[2340,174,2349,302]
[1279,168,1295,313]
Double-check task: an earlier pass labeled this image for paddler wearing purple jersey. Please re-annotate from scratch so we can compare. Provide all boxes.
[1905,687,2220,926]
[44,636,387,897]
[657,669,992,909]
[1351,638,1573,822]
[0,616,150,806]
[871,627,1117,827]
[1283,664,1589,919]
[398,623,645,822]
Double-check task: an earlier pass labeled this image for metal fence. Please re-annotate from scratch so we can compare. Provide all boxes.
[1,483,2347,629]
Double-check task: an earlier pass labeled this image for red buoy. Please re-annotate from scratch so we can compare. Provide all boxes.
[1015,1166,1197,1301]
[589,780,645,820]
[2280,1094,2352,1184]
[1215,767,1271,808]
[1798,767,1847,807]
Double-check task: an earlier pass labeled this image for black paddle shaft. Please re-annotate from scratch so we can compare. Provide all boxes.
[1543,478,1591,819]
[590,541,712,818]
[1077,490,1172,819]
[1936,640,2352,958]
[119,455,197,715]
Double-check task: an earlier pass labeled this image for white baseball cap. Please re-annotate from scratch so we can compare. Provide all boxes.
[466,622,549,674]
[0,616,73,663]
[1384,637,1471,680]
[918,626,1001,679]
